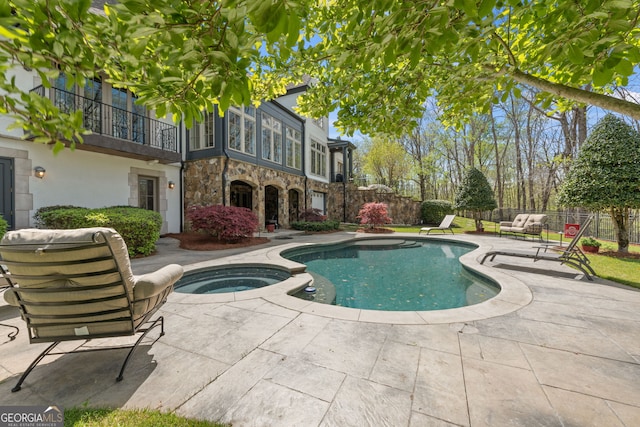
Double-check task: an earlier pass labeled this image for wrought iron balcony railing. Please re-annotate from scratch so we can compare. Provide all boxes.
[31,85,178,153]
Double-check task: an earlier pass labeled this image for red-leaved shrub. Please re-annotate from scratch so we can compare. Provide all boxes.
[357,202,392,228]
[299,208,327,222]
[187,205,258,242]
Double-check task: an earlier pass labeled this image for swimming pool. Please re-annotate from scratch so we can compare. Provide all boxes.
[283,239,500,311]
[175,265,291,294]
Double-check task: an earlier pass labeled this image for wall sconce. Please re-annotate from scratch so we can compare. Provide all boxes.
[168,181,175,189]
[34,166,46,179]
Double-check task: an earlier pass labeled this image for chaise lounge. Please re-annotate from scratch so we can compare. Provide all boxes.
[419,215,456,235]
[481,215,596,280]
[0,227,183,392]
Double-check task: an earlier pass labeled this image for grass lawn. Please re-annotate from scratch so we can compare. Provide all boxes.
[363,217,640,289]
[64,408,229,427]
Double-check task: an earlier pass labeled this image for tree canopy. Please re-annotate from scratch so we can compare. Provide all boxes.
[1,0,640,146]
[0,0,306,150]
[362,136,411,191]
[557,114,640,251]
[297,0,640,135]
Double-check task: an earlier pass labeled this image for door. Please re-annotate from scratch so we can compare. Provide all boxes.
[0,157,14,229]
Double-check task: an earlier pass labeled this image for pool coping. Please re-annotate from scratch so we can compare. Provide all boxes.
[168,233,534,325]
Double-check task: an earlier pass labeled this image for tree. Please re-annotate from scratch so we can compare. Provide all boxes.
[3,0,640,150]
[454,167,497,232]
[357,202,392,229]
[557,114,640,253]
[0,0,306,150]
[297,0,640,135]
[362,136,411,191]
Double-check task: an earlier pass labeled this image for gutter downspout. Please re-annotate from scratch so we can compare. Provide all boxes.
[179,119,185,232]
[222,149,229,207]
[221,111,229,206]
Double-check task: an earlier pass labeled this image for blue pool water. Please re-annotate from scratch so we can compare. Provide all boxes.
[283,239,499,311]
[175,266,291,294]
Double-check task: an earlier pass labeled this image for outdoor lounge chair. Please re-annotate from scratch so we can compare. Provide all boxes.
[0,227,183,392]
[499,213,548,240]
[480,215,596,280]
[419,215,456,235]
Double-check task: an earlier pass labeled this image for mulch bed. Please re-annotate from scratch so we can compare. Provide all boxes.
[356,227,395,234]
[163,232,269,251]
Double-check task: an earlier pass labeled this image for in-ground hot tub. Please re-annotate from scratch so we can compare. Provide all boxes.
[174,265,292,294]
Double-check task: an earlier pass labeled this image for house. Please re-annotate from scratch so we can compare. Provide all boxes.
[0,65,356,233]
[183,80,356,229]
[0,66,183,234]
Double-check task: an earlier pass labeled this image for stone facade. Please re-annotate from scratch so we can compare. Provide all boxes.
[184,158,421,229]
[184,157,331,230]
[327,183,421,225]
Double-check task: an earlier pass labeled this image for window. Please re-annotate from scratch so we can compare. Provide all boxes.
[311,139,327,177]
[83,78,102,133]
[138,177,157,211]
[53,74,76,113]
[112,87,128,140]
[261,112,282,163]
[286,128,302,169]
[131,93,146,143]
[189,112,215,150]
[228,106,256,155]
[111,87,147,142]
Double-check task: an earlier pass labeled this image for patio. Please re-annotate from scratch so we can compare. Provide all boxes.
[0,231,639,426]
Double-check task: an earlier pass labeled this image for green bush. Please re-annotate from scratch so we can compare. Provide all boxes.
[580,237,602,247]
[33,206,162,257]
[0,217,7,240]
[32,205,82,228]
[290,220,340,232]
[421,200,453,225]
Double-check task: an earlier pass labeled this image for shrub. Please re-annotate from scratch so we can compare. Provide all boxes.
[0,217,7,240]
[420,200,453,225]
[33,205,81,228]
[454,167,497,231]
[357,202,392,228]
[580,237,602,248]
[298,208,327,222]
[33,205,162,257]
[290,219,340,232]
[187,205,258,242]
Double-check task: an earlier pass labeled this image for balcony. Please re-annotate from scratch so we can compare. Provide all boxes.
[30,85,180,164]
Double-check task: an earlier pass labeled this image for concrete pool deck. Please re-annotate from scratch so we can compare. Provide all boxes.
[0,230,639,426]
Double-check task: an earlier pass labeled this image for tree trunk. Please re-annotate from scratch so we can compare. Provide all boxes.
[611,207,630,253]
[474,211,483,232]
[490,108,504,209]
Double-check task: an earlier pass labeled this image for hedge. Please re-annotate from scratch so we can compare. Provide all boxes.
[0,217,7,240]
[33,205,162,257]
[290,220,340,232]
[420,200,454,225]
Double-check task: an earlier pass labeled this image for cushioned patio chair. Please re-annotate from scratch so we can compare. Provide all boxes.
[419,215,456,235]
[0,227,183,392]
[499,213,548,240]
[481,215,596,280]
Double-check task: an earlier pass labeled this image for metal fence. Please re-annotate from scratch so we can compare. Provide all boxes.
[484,209,640,244]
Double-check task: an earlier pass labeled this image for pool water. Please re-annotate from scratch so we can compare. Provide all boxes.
[285,239,499,311]
[175,266,291,294]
